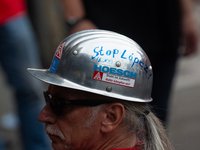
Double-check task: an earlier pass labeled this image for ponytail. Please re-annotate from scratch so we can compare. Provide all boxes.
[118,101,174,150]
[143,112,174,150]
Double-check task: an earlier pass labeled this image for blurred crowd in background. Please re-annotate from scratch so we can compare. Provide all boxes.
[0,0,200,150]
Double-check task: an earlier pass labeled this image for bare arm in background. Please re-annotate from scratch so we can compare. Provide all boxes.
[179,0,199,56]
[61,0,97,35]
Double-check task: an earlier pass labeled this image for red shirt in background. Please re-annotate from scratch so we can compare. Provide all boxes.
[0,0,27,25]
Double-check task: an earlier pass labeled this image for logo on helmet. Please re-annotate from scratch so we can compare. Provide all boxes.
[55,42,65,60]
[93,65,136,88]
[49,42,65,73]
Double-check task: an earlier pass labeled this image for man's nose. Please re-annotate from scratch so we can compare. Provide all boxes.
[38,103,56,124]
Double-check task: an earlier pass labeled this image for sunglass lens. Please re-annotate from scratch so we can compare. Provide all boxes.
[43,91,62,116]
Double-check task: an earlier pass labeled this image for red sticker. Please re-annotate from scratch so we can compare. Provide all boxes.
[55,42,65,60]
[93,71,103,81]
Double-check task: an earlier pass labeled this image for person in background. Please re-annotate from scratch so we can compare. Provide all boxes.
[0,0,51,149]
[27,29,174,150]
[61,0,199,125]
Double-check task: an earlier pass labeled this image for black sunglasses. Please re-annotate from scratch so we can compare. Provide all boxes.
[43,91,113,116]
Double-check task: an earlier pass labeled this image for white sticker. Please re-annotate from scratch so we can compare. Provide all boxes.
[93,71,135,88]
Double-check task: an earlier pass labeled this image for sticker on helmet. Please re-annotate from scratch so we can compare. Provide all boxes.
[49,42,65,73]
[94,64,137,79]
[93,65,136,88]
[55,42,65,60]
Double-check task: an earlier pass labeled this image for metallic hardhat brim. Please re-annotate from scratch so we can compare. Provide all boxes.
[27,68,151,102]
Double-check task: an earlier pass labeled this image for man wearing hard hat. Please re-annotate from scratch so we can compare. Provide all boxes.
[28,30,173,150]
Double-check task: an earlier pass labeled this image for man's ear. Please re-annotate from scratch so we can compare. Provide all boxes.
[100,103,125,133]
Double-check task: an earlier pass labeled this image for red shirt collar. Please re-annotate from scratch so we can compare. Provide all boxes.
[109,147,139,150]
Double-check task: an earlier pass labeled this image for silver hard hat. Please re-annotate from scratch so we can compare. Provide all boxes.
[27,29,153,102]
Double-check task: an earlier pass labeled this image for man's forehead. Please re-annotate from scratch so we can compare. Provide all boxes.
[48,85,95,100]
[48,85,70,93]
[47,84,116,102]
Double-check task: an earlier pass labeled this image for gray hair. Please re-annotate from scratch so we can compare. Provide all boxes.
[82,96,174,150]
[119,101,174,150]
[82,105,104,128]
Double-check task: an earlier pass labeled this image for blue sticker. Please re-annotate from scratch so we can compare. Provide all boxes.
[49,57,60,73]
[94,64,137,79]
